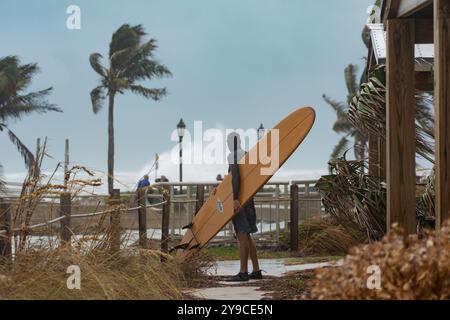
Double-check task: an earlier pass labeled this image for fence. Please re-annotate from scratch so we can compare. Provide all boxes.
[0,180,324,260]
[154,180,324,244]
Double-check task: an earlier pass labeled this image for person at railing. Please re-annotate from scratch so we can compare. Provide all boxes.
[223,132,262,282]
[137,175,150,189]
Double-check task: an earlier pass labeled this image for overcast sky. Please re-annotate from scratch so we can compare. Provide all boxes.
[1,0,374,189]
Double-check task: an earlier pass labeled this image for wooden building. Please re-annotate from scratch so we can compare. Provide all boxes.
[368,0,450,232]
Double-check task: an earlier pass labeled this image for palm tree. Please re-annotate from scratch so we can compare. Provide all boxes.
[323,64,368,162]
[0,56,61,170]
[89,24,172,196]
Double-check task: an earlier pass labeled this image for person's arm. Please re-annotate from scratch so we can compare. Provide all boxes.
[229,163,242,213]
[229,163,240,200]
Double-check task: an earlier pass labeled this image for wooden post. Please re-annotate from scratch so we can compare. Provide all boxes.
[435,0,450,228]
[64,139,69,189]
[161,192,171,261]
[386,19,417,234]
[378,137,387,180]
[195,185,205,215]
[59,193,72,244]
[0,201,12,261]
[137,188,147,248]
[290,184,299,252]
[109,189,121,252]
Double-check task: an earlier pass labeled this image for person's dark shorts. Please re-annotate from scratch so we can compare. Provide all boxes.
[232,200,258,234]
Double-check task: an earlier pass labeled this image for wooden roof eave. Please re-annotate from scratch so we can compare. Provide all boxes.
[382,0,433,23]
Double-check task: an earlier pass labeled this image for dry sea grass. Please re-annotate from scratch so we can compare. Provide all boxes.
[298,217,366,255]
[0,247,185,300]
[309,221,450,300]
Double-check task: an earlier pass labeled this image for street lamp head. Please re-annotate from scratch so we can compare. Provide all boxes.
[258,123,265,140]
[177,118,186,138]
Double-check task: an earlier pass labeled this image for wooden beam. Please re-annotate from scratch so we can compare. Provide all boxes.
[384,0,402,21]
[434,0,450,228]
[386,19,417,234]
[398,0,433,17]
[415,19,434,42]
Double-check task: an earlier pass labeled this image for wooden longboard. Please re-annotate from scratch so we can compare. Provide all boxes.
[175,107,315,262]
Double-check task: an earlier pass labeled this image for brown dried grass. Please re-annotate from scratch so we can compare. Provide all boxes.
[298,217,366,255]
[309,221,450,300]
[0,247,186,300]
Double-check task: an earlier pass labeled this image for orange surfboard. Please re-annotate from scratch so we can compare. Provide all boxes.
[175,107,315,262]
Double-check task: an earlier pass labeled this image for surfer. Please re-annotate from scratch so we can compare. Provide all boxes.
[224,132,262,282]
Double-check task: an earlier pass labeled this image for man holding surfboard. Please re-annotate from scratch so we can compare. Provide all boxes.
[222,133,262,282]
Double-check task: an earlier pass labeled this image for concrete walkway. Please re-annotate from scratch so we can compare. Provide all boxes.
[187,259,342,300]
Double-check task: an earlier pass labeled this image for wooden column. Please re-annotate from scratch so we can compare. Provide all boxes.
[378,137,387,180]
[386,19,417,234]
[59,193,72,244]
[109,189,121,252]
[0,201,12,261]
[195,185,205,215]
[435,0,450,228]
[137,188,147,248]
[290,184,299,252]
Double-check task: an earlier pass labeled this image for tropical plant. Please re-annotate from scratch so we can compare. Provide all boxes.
[316,153,387,242]
[89,24,172,195]
[348,65,435,164]
[323,64,368,162]
[0,56,61,169]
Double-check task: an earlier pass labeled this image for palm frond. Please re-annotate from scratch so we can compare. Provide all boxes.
[128,85,167,101]
[0,89,61,122]
[6,127,35,169]
[90,86,106,114]
[89,53,107,77]
[349,65,435,164]
[330,137,349,161]
[318,155,386,242]
[344,64,359,99]
[322,94,345,115]
[109,24,145,63]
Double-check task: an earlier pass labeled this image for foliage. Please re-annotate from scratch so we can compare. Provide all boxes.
[309,222,450,300]
[0,56,61,169]
[296,217,366,255]
[0,247,185,300]
[316,154,387,242]
[89,24,171,195]
[348,65,435,164]
[417,168,436,231]
[323,64,368,162]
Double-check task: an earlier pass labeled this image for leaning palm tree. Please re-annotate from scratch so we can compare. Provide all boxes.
[0,56,61,170]
[323,64,368,162]
[89,24,172,196]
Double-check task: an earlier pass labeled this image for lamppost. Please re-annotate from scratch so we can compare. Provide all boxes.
[177,119,186,182]
[258,123,265,140]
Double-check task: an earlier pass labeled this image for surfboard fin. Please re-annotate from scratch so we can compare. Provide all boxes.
[189,243,201,250]
[169,243,190,253]
[182,222,194,230]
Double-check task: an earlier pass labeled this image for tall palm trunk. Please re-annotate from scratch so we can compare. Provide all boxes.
[108,93,115,196]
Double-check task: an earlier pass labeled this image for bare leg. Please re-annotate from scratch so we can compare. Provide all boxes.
[247,234,260,272]
[237,233,249,273]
